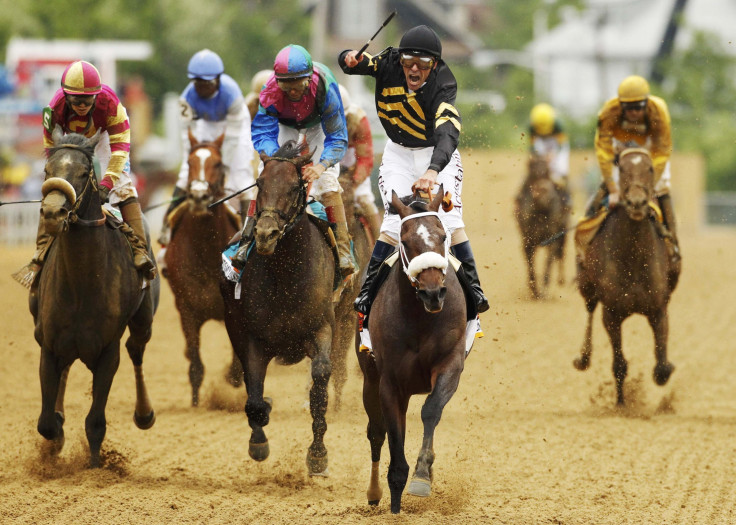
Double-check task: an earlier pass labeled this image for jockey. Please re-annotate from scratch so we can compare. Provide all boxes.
[528,102,571,207]
[339,24,489,315]
[18,60,155,285]
[588,75,679,260]
[245,69,274,121]
[157,49,255,270]
[337,84,382,240]
[251,44,356,279]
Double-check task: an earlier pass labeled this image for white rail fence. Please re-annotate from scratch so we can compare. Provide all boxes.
[0,202,39,245]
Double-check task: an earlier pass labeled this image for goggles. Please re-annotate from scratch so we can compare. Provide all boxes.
[276,77,310,91]
[622,100,647,111]
[193,77,218,87]
[400,54,435,70]
[66,94,96,108]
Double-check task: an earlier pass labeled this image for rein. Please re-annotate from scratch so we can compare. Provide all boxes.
[399,211,450,287]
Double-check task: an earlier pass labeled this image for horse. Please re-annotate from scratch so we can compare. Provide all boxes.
[356,187,467,514]
[163,131,242,406]
[329,170,373,409]
[219,140,336,475]
[31,129,159,467]
[574,147,679,406]
[514,154,570,298]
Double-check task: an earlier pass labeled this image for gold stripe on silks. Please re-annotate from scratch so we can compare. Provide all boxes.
[381,86,406,97]
[406,93,425,120]
[378,112,426,140]
[436,116,461,132]
[377,101,425,130]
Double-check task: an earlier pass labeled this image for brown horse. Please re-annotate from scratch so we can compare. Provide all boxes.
[163,131,242,406]
[357,187,467,514]
[574,148,679,405]
[514,154,570,298]
[31,130,158,467]
[220,140,335,475]
[330,171,373,409]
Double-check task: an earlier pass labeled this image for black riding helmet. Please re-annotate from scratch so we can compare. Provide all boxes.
[398,25,442,58]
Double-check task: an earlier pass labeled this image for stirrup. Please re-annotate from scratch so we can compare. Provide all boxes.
[12,261,41,289]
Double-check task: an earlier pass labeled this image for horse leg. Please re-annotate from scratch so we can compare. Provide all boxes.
[54,365,71,425]
[307,325,333,476]
[37,350,66,455]
[225,350,243,388]
[555,238,566,286]
[181,317,205,407]
[86,342,120,467]
[357,339,386,505]
[602,308,627,406]
[524,244,539,298]
[408,363,463,499]
[541,246,554,294]
[649,310,675,386]
[126,295,156,428]
[242,344,271,461]
[381,385,411,514]
[574,299,597,370]
[329,310,351,412]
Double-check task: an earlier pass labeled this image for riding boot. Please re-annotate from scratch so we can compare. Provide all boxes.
[354,240,395,315]
[584,183,608,218]
[657,193,681,263]
[322,191,357,279]
[12,220,52,288]
[120,199,157,280]
[450,241,490,313]
[232,199,257,269]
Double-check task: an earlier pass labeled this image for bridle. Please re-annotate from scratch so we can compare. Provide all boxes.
[255,156,309,237]
[398,211,450,288]
[44,143,105,228]
[188,142,225,198]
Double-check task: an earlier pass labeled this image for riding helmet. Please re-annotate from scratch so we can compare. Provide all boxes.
[273,45,314,80]
[399,25,442,58]
[187,49,225,80]
[618,75,650,103]
[530,103,556,135]
[61,61,102,95]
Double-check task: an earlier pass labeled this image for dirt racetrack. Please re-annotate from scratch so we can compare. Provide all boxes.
[2,150,736,525]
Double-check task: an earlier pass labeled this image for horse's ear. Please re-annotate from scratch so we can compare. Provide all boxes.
[51,125,64,145]
[88,129,103,149]
[259,151,270,164]
[294,150,315,169]
[391,190,410,218]
[188,128,199,149]
[429,184,444,212]
[214,133,225,150]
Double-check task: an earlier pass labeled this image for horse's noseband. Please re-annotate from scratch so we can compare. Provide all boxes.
[44,144,100,227]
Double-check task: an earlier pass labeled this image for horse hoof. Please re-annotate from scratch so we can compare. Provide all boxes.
[407,477,431,497]
[55,411,65,426]
[249,441,270,461]
[367,487,383,505]
[134,410,156,430]
[573,356,589,371]
[306,451,328,476]
[89,453,101,469]
[368,500,380,506]
[49,433,65,456]
[654,362,675,386]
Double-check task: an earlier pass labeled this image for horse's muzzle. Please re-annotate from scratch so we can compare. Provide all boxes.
[416,286,447,313]
[40,193,71,236]
[254,218,282,255]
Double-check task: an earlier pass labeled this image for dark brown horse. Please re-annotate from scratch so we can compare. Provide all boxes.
[163,131,242,406]
[220,141,335,475]
[357,187,467,514]
[574,148,679,405]
[330,171,373,409]
[31,130,159,467]
[514,154,570,298]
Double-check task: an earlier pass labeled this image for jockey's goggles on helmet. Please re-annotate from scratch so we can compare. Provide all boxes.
[400,54,435,70]
[622,100,647,111]
[276,77,310,91]
[65,94,96,108]
[193,77,218,87]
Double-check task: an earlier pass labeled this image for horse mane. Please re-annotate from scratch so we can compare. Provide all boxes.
[388,194,429,214]
[47,133,96,160]
[273,140,303,159]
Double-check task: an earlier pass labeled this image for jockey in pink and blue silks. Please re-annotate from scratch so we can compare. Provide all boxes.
[251,44,356,278]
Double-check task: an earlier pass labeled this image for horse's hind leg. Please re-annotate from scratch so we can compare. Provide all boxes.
[54,365,71,424]
[127,294,156,428]
[86,342,120,467]
[37,350,66,455]
[574,300,597,371]
[408,361,463,499]
[602,308,627,406]
[649,310,675,386]
[307,326,333,476]
[225,350,243,388]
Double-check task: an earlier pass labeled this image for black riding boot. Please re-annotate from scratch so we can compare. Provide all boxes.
[584,183,608,218]
[158,186,187,246]
[353,240,395,315]
[657,193,681,262]
[451,241,490,313]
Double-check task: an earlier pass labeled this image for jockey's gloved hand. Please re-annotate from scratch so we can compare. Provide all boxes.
[98,185,110,203]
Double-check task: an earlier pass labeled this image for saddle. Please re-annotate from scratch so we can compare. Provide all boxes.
[362,251,478,331]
